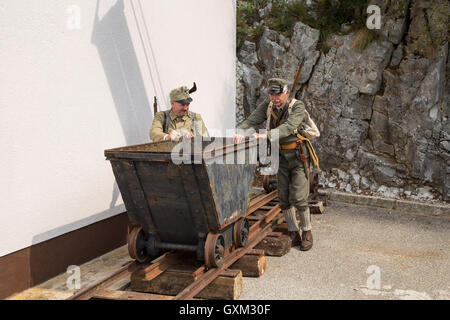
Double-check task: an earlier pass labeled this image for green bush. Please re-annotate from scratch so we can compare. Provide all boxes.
[237,0,373,52]
[308,0,367,43]
[267,0,295,37]
[351,27,381,52]
[237,0,268,49]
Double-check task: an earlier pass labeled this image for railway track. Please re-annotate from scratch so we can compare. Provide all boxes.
[68,190,282,300]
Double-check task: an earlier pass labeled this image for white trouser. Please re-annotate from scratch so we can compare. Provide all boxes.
[297,206,312,231]
[282,207,299,232]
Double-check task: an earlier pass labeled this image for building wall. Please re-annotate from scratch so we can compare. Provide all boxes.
[0,0,236,258]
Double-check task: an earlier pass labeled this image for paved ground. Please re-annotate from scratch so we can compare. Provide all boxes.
[240,201,450,300]
[10,200,449,300]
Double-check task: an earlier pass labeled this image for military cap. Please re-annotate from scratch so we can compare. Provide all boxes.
[170,86,193,105]
[268,78,289,94]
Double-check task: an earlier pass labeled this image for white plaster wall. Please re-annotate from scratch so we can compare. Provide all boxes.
[0,0,236,257]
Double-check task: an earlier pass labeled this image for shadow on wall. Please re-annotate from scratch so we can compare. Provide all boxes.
[91,0,153,208]
[92,0,152,144]
[24,0,152,295]
[27,205,128,293]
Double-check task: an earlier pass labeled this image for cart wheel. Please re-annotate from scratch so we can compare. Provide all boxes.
[233,218,249,247]
[263,175,277,193]
[127,225,149,263]
[263,176,270,193]
[204,233,225,268]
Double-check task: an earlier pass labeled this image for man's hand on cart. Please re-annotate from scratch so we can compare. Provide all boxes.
[165,129,194,141]
[233,133,245,144]
[252,133,267,140]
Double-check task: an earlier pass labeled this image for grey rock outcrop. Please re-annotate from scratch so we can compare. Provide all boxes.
[236,59,246,126]
[237,41,263,123]
[305,34,393,168]
[368,0,410,45]
[256,22,320,107]
[236,0,449,200]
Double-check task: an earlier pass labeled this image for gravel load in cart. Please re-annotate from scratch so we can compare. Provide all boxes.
[105,138,260,267]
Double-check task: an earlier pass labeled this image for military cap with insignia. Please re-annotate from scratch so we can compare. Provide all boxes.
[268,78,289,94]
[170,86,193,105]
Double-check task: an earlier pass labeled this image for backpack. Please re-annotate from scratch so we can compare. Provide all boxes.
[266,99,320,139]
[265,98,321,172]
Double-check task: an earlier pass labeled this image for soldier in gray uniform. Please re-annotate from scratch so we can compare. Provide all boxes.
[150,86,209,142]
[233,78,315,251]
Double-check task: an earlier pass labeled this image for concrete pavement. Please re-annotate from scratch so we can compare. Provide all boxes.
[9,199,449,300]
[240,200,450,300]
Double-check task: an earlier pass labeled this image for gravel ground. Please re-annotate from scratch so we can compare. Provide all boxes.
[12,199,448,301]
[239,201,450,300]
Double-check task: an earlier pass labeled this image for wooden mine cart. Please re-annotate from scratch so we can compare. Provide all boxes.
[105,138,259,268]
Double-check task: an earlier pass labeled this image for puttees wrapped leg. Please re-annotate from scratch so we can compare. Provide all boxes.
[283,207,301,246]
[297,206,312,231]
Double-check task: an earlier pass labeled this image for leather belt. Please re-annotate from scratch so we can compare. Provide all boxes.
[279,141,298,150]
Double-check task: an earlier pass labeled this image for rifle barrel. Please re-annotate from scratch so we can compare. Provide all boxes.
[290,58,305,97]
[153,96,158,115]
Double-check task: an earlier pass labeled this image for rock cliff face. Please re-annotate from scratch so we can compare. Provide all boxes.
[236,0,449,201]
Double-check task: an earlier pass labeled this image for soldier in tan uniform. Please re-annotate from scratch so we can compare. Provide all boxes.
[150,86,209,142]
[234,78,319,251]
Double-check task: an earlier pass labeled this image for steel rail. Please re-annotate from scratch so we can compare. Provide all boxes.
[174,210,281,300]
[68,251,177,300]
[68,261,139,300]
[68,191,280,300]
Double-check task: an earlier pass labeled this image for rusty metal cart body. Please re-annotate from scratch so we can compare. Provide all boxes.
[105,138,258,267]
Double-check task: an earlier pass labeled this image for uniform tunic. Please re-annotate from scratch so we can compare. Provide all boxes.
[239,99,310,210]
[149,110,208,142]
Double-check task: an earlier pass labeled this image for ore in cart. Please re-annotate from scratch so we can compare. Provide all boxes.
[105,138,259,268]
